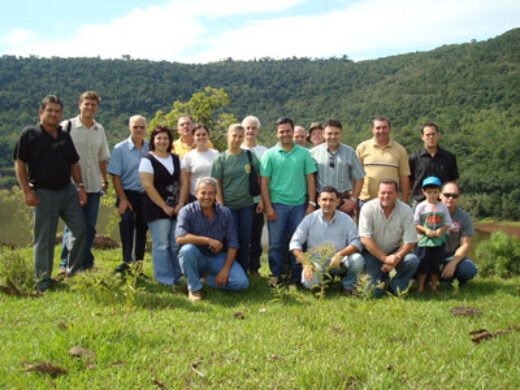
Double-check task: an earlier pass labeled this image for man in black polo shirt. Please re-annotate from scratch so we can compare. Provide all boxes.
[14,95,87,291]
[409,123,458,207]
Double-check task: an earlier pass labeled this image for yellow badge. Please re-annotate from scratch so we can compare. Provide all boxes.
[244,164,251,174]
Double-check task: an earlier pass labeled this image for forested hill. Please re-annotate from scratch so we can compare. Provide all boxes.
[0,28,519,218]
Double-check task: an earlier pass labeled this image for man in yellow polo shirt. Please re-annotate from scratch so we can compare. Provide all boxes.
[356,117,410,205]
[172,115,214,159]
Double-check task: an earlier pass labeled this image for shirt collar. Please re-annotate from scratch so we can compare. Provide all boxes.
[371,138,394,148]
[126,137,148,151]
[73,116,100,131]
[318,208,337,224]
[275,142,296,154]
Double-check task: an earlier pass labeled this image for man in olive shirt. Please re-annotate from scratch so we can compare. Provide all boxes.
[359,179,419,297]
[13,95,86,291]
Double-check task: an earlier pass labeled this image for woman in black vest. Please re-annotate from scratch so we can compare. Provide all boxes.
[139,126,188,285]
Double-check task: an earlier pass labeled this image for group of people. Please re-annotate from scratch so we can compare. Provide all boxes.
[14,93,477,301]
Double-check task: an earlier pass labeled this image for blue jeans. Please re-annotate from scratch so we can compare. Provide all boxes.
[34,184,86,290]
[301,252,365,291]
[230,205,254,272]
[147,218,182,285]
[363,250,419,298]
[178,244,249,292]
[248,205,264,273]
[118,191,147,263]
[267,203,306,283]
[442,256,477,285]
[60,192,100,269]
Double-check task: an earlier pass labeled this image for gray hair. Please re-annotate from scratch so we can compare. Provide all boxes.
[242,115,261,129]
[195,177,218,193]
[129,114,146,124]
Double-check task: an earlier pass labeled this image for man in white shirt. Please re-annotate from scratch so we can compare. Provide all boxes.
[59,91,110,272]
[241,115,268,276]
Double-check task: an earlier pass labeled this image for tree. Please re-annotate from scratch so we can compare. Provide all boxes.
[148,87,237,151]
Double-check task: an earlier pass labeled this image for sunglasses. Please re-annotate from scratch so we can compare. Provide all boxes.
[443,193,459,199]
[328,153,335,168]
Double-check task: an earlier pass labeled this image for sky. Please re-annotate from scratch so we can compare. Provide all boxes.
[1,0,519,64]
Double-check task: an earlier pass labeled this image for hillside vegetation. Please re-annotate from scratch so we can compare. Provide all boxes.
[1,28,519,218]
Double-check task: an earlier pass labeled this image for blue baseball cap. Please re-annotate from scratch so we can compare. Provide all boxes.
[422,176,442,188]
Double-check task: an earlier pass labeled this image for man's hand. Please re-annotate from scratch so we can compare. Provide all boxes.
[256,200,264,214]
[303,266,313,282]
[441,260,457,279]
[207,238,224,254]
[329,253,343,270]
[78,187,87,206]
[339,199,356,214]
[266,206,277,221]
[305,204,315,216]
[384,254,400,266]
[381,263,394,273]
[23,189,38,207]
[215,267,230,287]
[117,198,133,215]
[101,181,108,193]
[162,205,175,217]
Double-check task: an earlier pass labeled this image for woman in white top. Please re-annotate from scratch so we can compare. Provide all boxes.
[139,126,188,285]
[182,124,218,202]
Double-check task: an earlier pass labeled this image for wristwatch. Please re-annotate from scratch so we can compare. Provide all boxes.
[308,201,317,207]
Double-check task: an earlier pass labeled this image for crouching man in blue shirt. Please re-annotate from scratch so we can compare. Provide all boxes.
[290,186,365,295]
[175,177,249,302]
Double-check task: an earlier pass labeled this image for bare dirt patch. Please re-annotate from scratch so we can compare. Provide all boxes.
[474,223,520,239]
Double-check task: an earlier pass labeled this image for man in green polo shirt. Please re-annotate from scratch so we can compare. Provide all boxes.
[260,117,317,285]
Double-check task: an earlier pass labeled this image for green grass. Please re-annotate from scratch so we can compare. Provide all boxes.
[1,247,519,389]
[475,218,520,227]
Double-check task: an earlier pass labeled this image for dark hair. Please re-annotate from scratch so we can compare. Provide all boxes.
[323,119,342,131]
[420,122,439,134]
[372,116,391,128]
[40,95,63,111]
[379,178,399,192]
[308,121,323,132]
[149,126,173,151]
[275,117,294,131]
[192,123,210,135]
[319,186,339,198]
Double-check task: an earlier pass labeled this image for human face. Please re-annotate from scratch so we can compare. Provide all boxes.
[372,120,391,145]
[421,126,439,149]
[309,128,324,146]
[129,117,146,144]
[39,102,62,129]
[243,120,259,141]
[196,183,216,209]
[276,123,294,146]
[293,127,306,146]
[153,131,170,153]
[318,191,340,217]
[324,126,341,149]
[177,117,193,137]
[378,182,398,209]
[193,128,209,147]
[440,183,460,211]
[78,98,98,121]
[227,129,244,151]
[422,187,440,203]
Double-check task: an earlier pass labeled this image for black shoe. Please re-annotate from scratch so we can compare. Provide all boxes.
[114,262,131,273]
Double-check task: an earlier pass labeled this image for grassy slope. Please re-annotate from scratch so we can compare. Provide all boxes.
[1,248,519,389]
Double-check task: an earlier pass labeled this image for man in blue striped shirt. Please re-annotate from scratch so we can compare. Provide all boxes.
[310,119,365,216]
[175,177,249,302]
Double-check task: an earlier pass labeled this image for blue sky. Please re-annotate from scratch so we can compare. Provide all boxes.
[1,0,519,63]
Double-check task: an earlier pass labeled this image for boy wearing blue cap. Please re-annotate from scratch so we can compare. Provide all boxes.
[413,176,452,293]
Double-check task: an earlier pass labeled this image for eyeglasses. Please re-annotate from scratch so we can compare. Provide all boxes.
[443,193,459,199]
[328,153,335,168]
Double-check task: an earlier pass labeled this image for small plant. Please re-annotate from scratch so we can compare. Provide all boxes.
[477,231,520,278]
[353,272,385,299]
[294,243,336,299]
[0,247,35,293]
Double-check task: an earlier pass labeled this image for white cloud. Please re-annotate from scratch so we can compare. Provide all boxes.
[0,0,518,62]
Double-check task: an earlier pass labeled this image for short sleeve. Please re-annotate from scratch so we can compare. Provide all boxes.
[398,145,411,176]
[107,146,122,176]
[260,151,272,177]
[303,149,317,175]
[138,157,154,174]
[210,153,223,180]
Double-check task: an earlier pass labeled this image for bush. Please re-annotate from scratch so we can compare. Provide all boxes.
[476,231,520,278]
[0,247,34,292]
